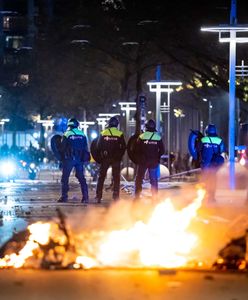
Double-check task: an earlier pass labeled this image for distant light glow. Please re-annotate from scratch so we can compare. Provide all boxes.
[0,160,16,176]
[91,131,98,139]
[29,163,36,170]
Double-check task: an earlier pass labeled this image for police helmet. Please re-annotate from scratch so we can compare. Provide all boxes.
[108,116,119,128]
[67,118,79,128]
[205,124,217,136]
[145,119,156,132]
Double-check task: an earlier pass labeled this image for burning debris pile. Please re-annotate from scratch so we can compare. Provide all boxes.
[0,209,77,269]
[1,188,247,271]
[213,230,248,271]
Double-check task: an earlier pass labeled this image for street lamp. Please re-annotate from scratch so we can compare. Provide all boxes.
[118,102,136,137]
[147,66,182,173]
[119,102,137,176]
[97,113,121,130]
[201,0,248,189]
[37,119,54,132]
[98,113,120,119]
[96,117,108,131]
[202,98,213,124]
[37,119,54,149]
[79,121,95,136]
[0,118,10,145]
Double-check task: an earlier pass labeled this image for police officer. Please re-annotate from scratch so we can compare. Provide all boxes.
[199,124,225,169]
[134,119,165,200]
[58,118,89,203]
[95,116,126,203]
[199,124,226,203]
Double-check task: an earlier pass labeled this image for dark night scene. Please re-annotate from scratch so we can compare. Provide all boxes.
[0,0,248,299]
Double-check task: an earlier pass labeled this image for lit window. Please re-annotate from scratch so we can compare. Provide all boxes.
[5,36,23,49]
[3,16,10,29]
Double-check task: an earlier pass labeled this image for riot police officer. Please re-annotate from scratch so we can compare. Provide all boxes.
[199,124,225,169]
[199,124,226,203]
[58,118,89,203]
[95,116,126,203]
[134,119,165,200]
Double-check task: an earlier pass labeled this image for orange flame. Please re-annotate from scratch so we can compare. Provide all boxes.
[0,222,51,268]
[0,189,205,269]
[76,189,205,268]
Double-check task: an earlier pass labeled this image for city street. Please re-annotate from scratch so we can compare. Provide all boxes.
[0,169,185,247]
[1,169,248,300]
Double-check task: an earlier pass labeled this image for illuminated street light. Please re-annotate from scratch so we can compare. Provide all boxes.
[118,102,136,136]
[37,120,54,149]
[147,66,182,173]
[0,118,10,144]
[97,113,121,130]
[119,102,137,174]
[202,98,213,124]
[37,120,54,131]
[96,117,108,131]
[79,121,95,135]
[201,0,248,189]
[98,113,120,119]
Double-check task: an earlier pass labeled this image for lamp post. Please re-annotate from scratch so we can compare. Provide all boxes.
[118,102,137,176]
[98,113,120,120]
[97,113,121,130]
[0,118,10,145]
[203,98,213,124]
[96,117,108,131]
[201,0,248,189]
[37,119,54,131]
[147,68,182,173]
[79,121,95,136]
[118,102,136,137]
[37,119,54,149]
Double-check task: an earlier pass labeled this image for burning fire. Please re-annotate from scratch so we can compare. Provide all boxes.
[0,189,205,269]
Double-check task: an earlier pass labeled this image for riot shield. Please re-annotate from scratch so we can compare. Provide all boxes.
[90,137,102,164]
[127,134,140,164]
[188,130,203,161]
[51,134,63,161]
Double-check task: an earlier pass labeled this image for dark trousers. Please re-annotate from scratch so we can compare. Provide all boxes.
[135,164,159,198]
[61,159,88,200]
[96,160,121,200]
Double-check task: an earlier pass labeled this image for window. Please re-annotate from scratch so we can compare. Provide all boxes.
[3,16,10,30]
[5,36,24,49]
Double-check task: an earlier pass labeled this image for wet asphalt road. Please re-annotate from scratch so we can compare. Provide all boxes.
[0,269,248,300]
[0,170,184,247]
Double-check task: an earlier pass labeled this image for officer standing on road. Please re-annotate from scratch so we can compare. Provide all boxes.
[95,116,126,203]
[199,124,226,202]
[199,124,225,169]
[58,118,90,203]
[134,119,165,201]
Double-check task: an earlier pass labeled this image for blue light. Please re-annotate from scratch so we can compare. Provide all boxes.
[91,131,98,139]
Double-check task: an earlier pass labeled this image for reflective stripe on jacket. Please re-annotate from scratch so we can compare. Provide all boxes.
[136,131,165,168]
[97,127,126,161]
[61,128,88,160]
